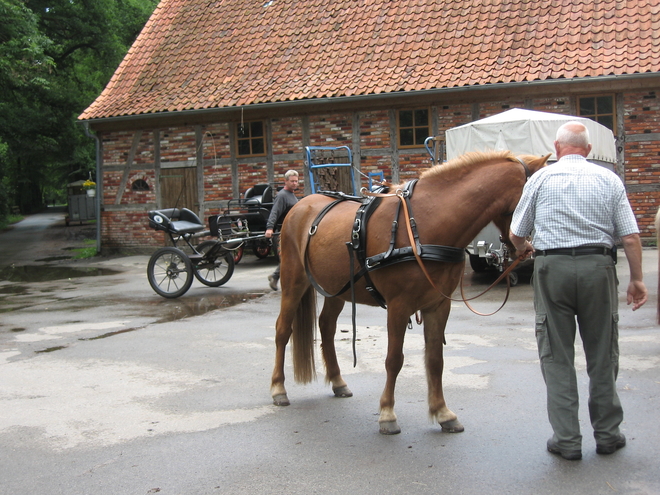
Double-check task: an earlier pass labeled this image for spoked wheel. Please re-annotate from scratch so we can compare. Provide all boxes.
[193,240,235,287]
[232,244,244,264]
[253,238,272,259]
[147,247,194,298]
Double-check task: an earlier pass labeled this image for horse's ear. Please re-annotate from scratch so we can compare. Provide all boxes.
[527,153,551,172]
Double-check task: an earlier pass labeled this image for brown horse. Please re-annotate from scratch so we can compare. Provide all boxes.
[270,150,549,434]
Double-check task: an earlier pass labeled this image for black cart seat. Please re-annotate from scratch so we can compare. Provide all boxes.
[148,208,205,235]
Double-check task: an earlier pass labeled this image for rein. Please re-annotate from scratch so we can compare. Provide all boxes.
[362,156,530,316]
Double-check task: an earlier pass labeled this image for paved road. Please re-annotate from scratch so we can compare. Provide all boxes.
[0,210,659,494]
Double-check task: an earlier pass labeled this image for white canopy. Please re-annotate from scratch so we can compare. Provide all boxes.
[445,108,617,168]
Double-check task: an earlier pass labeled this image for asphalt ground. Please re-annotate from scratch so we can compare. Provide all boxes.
[0,209,659,494]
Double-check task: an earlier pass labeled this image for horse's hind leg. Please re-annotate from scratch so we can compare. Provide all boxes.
[423,300,464,433]
[319,297,352,398]
[271,279,313,406]
[271,298,296,406]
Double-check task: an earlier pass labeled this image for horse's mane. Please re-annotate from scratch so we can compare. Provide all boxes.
[420,150,517,180]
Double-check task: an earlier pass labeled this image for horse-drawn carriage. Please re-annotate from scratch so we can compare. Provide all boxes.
[146,184,280,298]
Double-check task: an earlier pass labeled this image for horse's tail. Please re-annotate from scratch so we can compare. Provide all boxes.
[655,209,660,325]
[292,285,318,383]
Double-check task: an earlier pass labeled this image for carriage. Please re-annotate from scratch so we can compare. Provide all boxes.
[146,184,279,298]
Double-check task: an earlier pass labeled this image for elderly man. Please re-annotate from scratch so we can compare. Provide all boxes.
[509,121,647,460]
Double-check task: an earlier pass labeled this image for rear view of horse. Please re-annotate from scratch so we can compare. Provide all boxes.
[271,150,549,434]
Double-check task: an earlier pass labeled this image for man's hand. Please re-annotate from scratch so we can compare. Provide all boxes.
[509,232,534,259]
[621,233,647,311]
[515,239,535,260]
[265,228,274,239]
[627,280,648,311]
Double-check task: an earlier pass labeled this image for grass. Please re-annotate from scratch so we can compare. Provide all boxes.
[0,214,23,231]
[72,239,98,259]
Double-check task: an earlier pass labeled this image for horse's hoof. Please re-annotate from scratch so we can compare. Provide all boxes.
[379,420,401,435]
[333,385,353,398]
[272,394,290,406]
[440,419,464,433]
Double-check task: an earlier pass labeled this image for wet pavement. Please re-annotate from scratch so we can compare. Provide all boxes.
[0,209,659,494]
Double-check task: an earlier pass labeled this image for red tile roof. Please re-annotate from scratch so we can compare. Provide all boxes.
[79,0,660,120]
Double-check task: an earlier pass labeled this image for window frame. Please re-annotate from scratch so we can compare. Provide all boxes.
[235,120,267,157]
[397,108,431,149]
[577,94,616,131]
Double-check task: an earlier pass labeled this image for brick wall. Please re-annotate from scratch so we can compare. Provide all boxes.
[624,91,660,240]
[161,127,196,163]
[98,92,660,251]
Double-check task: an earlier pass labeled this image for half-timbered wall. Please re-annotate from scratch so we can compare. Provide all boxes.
[97,91,660,252]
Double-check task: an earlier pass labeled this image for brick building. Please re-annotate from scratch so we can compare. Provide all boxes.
[78,0,660,251]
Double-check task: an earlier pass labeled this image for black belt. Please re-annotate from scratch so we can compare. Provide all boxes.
[537,247,613,257]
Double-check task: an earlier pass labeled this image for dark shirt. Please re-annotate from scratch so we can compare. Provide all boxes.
[266,188,298,230]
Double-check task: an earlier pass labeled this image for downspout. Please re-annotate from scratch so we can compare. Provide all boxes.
[82,122,101,254]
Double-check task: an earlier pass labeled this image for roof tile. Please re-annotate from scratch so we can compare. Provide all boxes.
[80,0,660,120]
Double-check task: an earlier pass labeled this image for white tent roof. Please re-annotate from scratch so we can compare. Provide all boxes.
[445,108,617,166]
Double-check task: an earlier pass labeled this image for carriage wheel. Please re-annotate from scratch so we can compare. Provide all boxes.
[232,244,244,264]
[468,254,490,272]
[147,247,194,298]
[253,238,271,259]
[193,240,235,287]
[508,270,519,287]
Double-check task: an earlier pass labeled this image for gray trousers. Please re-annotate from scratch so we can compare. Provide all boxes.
[533,253,622,451]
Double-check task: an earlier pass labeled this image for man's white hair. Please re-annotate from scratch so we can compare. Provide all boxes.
[556,121,591,148]
[284,170,299,179]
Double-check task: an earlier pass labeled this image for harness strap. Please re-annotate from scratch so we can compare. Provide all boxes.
[366,244,465,269]
[308,198,345,236]
[304,194,387,308]
[516,156,532,180]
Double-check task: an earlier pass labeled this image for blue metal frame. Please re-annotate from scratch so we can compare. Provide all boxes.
[305,146,356,195]
[368,171,384,191]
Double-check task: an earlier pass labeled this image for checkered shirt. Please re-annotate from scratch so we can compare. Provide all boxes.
[510,155,639,250]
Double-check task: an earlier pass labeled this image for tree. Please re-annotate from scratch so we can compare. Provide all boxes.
[0,0,158,214]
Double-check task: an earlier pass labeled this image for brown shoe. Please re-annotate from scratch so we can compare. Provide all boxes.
[596,434,626,455]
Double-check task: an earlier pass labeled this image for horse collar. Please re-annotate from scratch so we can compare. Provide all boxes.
[515,157,532,180]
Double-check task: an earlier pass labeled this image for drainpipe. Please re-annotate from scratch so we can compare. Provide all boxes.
[82,122,101,254]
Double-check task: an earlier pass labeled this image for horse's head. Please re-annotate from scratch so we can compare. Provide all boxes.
[495,153,550,255]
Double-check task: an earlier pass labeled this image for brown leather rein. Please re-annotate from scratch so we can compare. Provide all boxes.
[362,158,530,317]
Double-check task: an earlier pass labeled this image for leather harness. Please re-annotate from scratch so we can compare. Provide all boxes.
[304,181,465,309]
[304,158,532,366]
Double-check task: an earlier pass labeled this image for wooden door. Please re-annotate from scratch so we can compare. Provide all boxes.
[160,167,198,211]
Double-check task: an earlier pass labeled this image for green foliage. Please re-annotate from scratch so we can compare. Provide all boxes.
[0,0,158,216]
[0,213,23,231]
[72,239,98,259]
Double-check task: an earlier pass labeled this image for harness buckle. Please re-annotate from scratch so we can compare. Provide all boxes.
[309,225,318,236]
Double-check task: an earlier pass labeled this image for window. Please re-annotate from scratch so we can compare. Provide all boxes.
[236,121,266,156]
[132,179,150,191]
[578,95,615,131]
[398,109,430,147]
